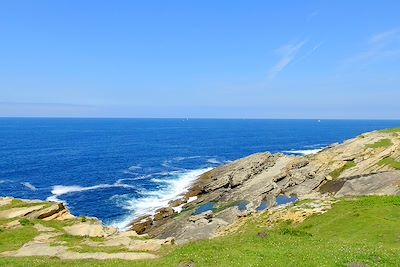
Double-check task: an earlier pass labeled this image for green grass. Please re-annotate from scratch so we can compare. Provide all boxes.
[37,218,77,231]
[378,157,400,170]
[1,196,400,266]
[0,199,50,212]
[68,245,132,254]
[379,128,400,133]
[0,224,37,252]
[329,160,356,179]
[55,234,106,247]
[365,138,393,149]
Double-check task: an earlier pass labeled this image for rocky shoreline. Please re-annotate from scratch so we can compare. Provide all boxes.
[1,128,399,260]
[129,128,400,243]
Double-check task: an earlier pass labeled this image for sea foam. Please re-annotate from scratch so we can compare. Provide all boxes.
[47,182,136,202]
[110,167,212,229]
[21,182,37,191]
[283,148,324,155]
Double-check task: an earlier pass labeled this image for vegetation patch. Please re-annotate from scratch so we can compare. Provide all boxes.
[38,218,76,231]
[379,128,400,133]
[329,160,356,179]
[19,218,34,226]
[2,196,400,266]
[56,234,106,247]
[68,245,132,254]
[0,199,50,212]
[378,157,400,170]
[0,225,37,252]
[365,138,393,149]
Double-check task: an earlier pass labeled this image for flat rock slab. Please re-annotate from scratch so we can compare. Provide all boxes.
[0,197,13,207]
[0,205,45,219]
[335,171,400,197]
[63,222,116,237]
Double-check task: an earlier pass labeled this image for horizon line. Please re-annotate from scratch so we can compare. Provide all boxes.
[0,116,399,121]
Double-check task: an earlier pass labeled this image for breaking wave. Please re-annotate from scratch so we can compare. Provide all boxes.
[21,182,37,191]
[283,148,324,155]
[109,167,212,229]
[47,182,137,203]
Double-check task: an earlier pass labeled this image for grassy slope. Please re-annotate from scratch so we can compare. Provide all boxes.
[378,157,400,170]
[329,161,356,179]
[365,138,393,149]
[1,196,400,267]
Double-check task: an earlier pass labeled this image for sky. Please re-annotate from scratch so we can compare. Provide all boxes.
[1,0,400,119]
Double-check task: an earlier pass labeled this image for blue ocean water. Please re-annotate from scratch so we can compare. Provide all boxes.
[0,118,399,227]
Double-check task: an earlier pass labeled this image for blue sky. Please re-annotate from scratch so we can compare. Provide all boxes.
[1,0,400,119]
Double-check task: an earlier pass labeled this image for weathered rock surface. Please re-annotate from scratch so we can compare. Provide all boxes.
[0,198,173,261]
[319,171,400,197]
[129,129,400,243]
[0,200,74,221]
[63,222,117,237]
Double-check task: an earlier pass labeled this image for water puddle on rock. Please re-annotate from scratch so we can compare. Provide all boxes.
[276,195,298,206]
[237,200,249,211]
[194,202,215,215]
[256,201,270,212]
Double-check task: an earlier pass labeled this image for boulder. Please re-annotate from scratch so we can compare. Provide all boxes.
[188,211,213,223]
[154,207,175,221]
[130,216,153,234]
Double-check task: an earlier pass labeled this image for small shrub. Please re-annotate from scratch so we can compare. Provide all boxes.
[279,227,312,237]
[19,218,34,226]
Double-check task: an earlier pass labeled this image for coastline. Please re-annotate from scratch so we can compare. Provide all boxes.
[128,128,400,242]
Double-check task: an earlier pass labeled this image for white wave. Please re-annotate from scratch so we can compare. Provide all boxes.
[207,158,221,164]
[283,148,324,155]
[21,182,37,191]
[173,156,202,161]
[128,165,141,170]
[304,144,326,148]
[109,167,212,229]
[46,182,137,203]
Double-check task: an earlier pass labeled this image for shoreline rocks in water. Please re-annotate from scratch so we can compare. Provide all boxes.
[1,128,400,252]
[129,129,400,243]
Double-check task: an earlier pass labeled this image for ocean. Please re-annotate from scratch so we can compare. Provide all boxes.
[0,118,399,228]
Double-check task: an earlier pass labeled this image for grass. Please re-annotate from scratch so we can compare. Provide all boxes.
[329,160,356,179]
[1,196,400,266]
[379,128,400,133]
[68,245,132,254]
[365,138,393,149]
[378,157,400,170]
[0,199,50,212]
[0,224,37,253]
[55,234,106,247]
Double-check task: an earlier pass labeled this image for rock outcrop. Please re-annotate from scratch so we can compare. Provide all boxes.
[0,201,74,221]
[129,129,400,243]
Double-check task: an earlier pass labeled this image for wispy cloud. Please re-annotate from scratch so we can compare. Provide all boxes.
[293,41,323,64]
[268,40,306,78]
[307,10,319,21]
[349,28,400,64]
